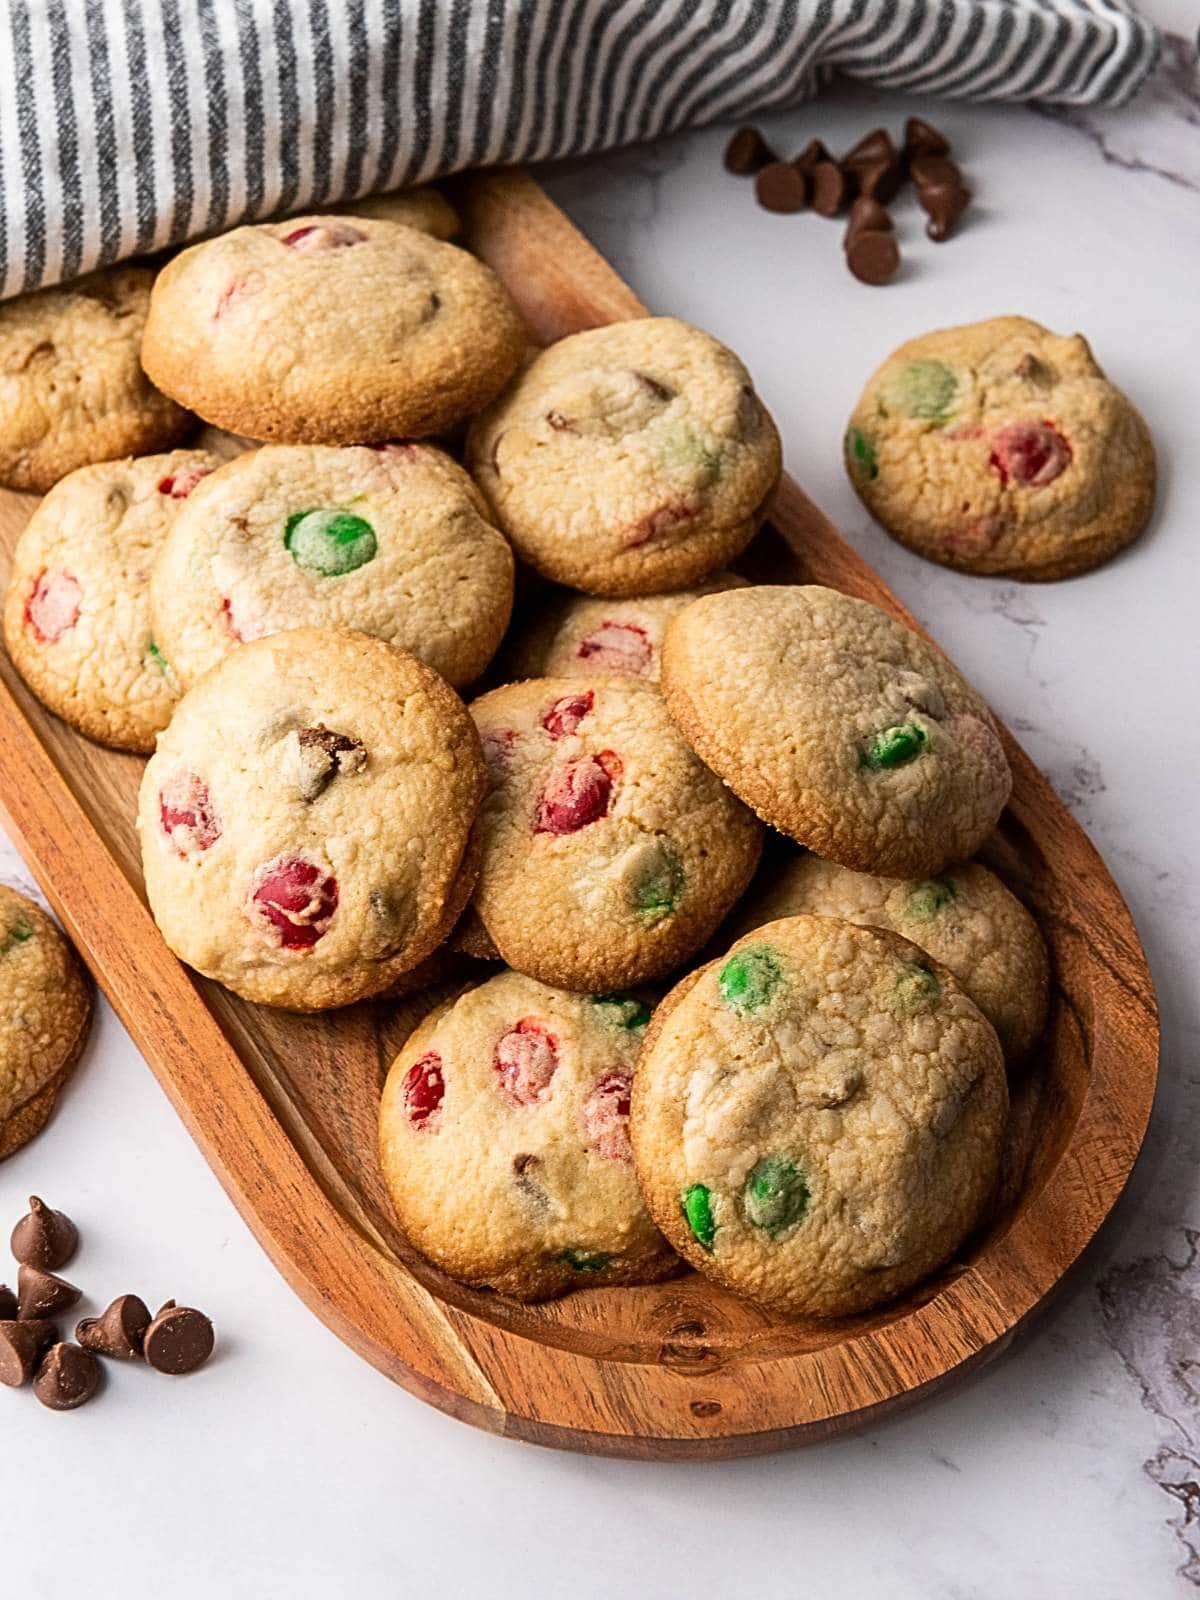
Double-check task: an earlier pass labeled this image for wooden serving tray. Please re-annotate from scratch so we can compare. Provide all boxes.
[0,172,1158,1459]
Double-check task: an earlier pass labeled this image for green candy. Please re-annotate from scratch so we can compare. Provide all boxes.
[862,722,928,771]
[145,640,173,679]
[743,1156,809,1237]
[681,1184,716,1251]
[845,425,878,480]
[896,961,940,1007]
[592,994,652,1031]
[0,916,32,957]
[665,428,722,486]
[718,945,782,1014]
[631,845,685,924]
[284,509,377,576]
[908,877,956,919]
[559,1249,612,1272]
[890,360,957,422]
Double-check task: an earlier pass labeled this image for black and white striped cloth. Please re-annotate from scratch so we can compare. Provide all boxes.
[0,0,1160,302]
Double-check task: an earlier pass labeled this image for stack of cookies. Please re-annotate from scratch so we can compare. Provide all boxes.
[0,189,1050,1321]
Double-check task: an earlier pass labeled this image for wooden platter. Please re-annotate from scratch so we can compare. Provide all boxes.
[0,171,1158,1459]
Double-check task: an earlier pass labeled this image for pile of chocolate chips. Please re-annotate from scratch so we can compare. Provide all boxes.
[724,118,971,285]
[0,1197,215,1410]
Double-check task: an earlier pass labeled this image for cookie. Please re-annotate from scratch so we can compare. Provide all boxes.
[0,268,192,494]
[326,187,459,238]
[844,316,1156,580]
[661,585,1011,877]
[141,217,526,445]
[502,572,748,685]
[136,628,486,1011]
[730,855,1049,1063]
[447,904,500,962]
[150,442,513,691]
[0,887,92,1160]
[467,317,782,596]
[4,449,220,751]
[468,677,763,991]
[379,969,676,1299]
[631,915,1008,1317]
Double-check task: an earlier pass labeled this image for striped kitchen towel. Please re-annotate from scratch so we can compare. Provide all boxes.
[0,0,1160,301]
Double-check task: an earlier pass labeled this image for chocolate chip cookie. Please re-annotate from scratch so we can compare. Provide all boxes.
[631,915,1008,1317]
[467,317,781,596]
[141,217,526,445]
[150,442,513,690]
[844,316,1156,579]
[136,628,486,1010]
[4,449,219,750]
[468,677,762,991]
[661,585,1011,876]
[379,970,675,1300]
[0,268,192,494]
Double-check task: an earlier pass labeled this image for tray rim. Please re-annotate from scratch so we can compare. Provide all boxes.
[0,168,1160,1460]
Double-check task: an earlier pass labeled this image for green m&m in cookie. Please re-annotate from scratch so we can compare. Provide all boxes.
[630,916,1008,1317]
[284,508,377,575]
[884,359,957,421]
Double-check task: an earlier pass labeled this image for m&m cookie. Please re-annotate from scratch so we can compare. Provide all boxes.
[467,317,781,596]
[150,443,513,690]
[4,450,220,750]
[661,585,1011,877]
[141,217,526,445]
[379,970,675,1300]
[136,628,485,1010]
[730,854,1049,1063]
[845,316,1155,579]
[468,677,762,991]
[631,916,1008,1317]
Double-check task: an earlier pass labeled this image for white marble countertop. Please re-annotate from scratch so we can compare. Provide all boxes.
[3,11,1198,1597]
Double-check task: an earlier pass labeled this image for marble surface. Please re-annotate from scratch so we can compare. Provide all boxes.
[3,14,1198,1598]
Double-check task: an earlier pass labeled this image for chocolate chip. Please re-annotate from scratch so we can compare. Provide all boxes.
[846,229,900,286]
[0,1319,56,1387]
[32,1342,101,1410]
[634,372,674,403]
[853,156,904,204]
[0,1285,15,1320]
[143,1303,214,1375]
[793,138,831,174]
[910,155,965,193]
[724,126,776,175]
[920,180,971,241]
[844,127,898,170]
[10,1196,78,1270]
[754,160,807,214]
[810,160,849,217]
[76,1294,151,1360]
[287,725,367,802]
[844,196,893,250]
[17,1263,82,1320]
[545,410,576,433]
[904,116,951,161]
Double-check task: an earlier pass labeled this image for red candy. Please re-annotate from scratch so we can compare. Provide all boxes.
[988,420,1071,488]
[542,690,593,740]
[582,1072,633,1162]
[534,751,621,835]
[623,495,701,550]
[577,621,652,676]
[493,1019,559,1106]
[25,570,80,643]
[157,465,213,499]
[214,277,249,320]
[281,223,366,251]
[159,772,221,856]
[403,1052,445,1129]
[479,726,516,776]
[251,856,338,949]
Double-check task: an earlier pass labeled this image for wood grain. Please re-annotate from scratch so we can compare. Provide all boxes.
[0,169,1159,1459]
